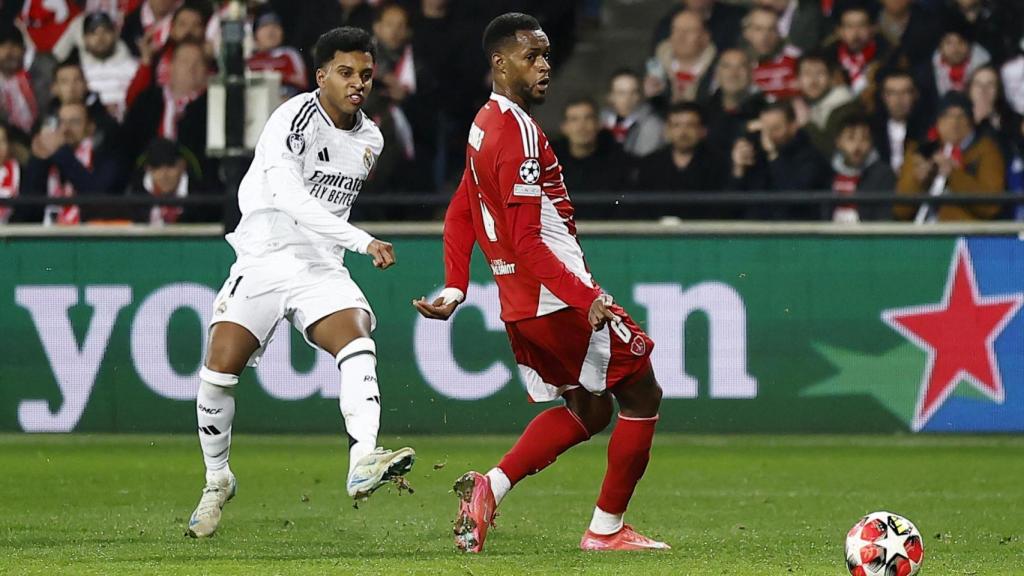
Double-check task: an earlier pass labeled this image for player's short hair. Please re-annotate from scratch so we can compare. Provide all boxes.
[314,27,376,69]
[760,100,797,123]
[667,101,705,125]
[562,95,598,118]
[482,12,541,58]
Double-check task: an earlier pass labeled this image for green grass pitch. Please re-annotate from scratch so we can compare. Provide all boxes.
[2,434,1022,575]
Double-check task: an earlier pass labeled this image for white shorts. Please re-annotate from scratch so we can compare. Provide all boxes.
[210,257,375,366]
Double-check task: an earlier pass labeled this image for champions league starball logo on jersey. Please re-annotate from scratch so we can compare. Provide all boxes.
[519,159,541,184]
[803,238,1024,432]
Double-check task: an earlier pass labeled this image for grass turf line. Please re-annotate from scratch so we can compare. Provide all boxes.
[1,434,1021,575]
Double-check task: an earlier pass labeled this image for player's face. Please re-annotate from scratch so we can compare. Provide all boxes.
[499,30,552,105]
[317,51,375,116]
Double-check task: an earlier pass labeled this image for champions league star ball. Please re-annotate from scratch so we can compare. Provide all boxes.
[845,512,924,576]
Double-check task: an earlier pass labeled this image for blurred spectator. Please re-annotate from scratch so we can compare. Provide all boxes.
[967,65,1021,161]
[704,47,768,153]
[915,12,990,120]
[896,92,1004,222]
[877,0,943,67]
[792,52,860,157]
[24,101,124,225]
[652,0,747,52]
[824,4,890,97]
[1003,43,1024,115]
[947,0,1023,66]
[0,25,39,137]
[247,11,308,99]
[82,1,144,28]
[830,114,896,222]
[39,60,118,144]
[753,0,824,54]
[550,96,630,199]
[122,0,181,57]
[633,101,731,219]
[871,68,928,173]
[121,40,212,179]
[80,12,140,121]
[366,3,436,192]
[728,100,830,219]
[0,123,19,224]
[293,0,374,72]
[601,69,665,158]
[742,7,802,100]
[125,1,210,107]
[644,10,717,105]
[127,137,219,224]
[19,0,83,60]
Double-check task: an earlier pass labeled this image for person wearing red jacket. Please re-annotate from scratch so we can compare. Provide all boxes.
[414,12,668,554]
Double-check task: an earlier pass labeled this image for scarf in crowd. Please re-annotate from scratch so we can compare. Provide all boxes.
[831,149,880,222]
[159,85,200,139]
[837,41,877,93]
[19,0,81,53]
[45,138,94,226]
[144,170,188,225]
[0,158,20,224]
[0,70,38,134]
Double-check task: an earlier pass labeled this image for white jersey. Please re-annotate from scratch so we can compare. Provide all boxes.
[227,90,384,266]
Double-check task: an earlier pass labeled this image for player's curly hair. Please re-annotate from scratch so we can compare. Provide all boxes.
[482,12,541,57]
[314,27,376,69]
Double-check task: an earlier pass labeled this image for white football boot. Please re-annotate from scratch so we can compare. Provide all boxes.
[186,472,237,538]
[347,446,416,500]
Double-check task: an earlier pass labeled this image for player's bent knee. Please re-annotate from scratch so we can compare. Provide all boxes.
[566,391,613,437]
[200,366,239,388]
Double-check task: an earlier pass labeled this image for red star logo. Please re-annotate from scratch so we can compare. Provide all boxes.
[882,241,1022,431]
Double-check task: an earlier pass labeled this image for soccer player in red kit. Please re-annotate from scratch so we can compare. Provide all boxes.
[413,13,669,553]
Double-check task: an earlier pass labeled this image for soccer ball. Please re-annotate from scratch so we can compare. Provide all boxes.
[845,511,924,576]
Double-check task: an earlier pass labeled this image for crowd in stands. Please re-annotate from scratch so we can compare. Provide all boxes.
[0,0,1021,224]
[565,0,1024,222]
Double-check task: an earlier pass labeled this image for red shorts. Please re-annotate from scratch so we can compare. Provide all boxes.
[505,304,654,402]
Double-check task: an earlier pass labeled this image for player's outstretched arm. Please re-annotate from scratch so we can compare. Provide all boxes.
[414,177,474,320]
[267,166,384,259]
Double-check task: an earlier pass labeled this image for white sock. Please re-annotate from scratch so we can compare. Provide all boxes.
[197,367,237,482]
[486,467,512,506]
[589,506,624,535]
[336,338,381,477]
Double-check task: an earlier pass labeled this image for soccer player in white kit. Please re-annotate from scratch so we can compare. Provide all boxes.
[186,28,415,538]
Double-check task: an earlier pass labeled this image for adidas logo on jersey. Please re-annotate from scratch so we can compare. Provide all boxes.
[317,147,331,162]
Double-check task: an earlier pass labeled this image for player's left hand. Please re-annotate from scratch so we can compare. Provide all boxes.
[588,294,620,331]
[367,239,396,269]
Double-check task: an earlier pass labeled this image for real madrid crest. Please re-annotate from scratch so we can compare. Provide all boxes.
[286,132,306,155]
[363,147,376,171]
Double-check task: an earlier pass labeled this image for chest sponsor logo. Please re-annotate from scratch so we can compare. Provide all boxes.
[489,259,516,276]
[309,169,364,206]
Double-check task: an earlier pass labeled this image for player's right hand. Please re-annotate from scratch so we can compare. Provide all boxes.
[367,239,396,269]
[412,296,459,321]
[588,294,621,331]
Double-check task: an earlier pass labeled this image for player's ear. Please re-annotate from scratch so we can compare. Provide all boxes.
[315,67,326,88]
[491,52,506,78]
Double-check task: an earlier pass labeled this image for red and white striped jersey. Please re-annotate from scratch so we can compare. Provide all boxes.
[443,93,603,323]
[752,44,801,101]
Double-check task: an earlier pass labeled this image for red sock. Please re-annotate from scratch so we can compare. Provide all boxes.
[596,414,658,514]
[497,406,590,485]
